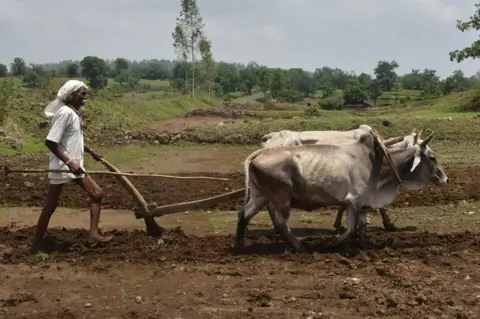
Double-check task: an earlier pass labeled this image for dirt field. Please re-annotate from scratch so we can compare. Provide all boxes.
[1,147,480,318]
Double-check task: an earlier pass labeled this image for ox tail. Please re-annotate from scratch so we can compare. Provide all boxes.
[243,148,265,204]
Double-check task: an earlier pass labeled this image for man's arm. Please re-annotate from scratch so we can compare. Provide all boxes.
[45,140,71,164]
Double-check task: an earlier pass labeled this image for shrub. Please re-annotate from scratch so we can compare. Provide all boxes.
[318,100,343,110]
[304,104,322,117]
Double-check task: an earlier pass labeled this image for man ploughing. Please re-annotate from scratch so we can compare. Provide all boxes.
[31,80,113,252]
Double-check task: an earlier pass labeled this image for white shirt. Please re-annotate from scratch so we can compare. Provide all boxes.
[46,105,85,180]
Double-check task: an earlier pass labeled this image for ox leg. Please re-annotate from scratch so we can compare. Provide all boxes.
[333,205,347,232]
[236,193,268,252]
[270,203,308,253]
[356,209,373,249]
[380,208,397,231]
[332,204,359,245]
[266,202,279,244]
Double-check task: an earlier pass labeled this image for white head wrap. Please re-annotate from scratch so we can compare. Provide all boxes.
[44,80,88,118]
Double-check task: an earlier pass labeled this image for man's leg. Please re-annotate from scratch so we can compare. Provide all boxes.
[31,183,64,252]
[74,175,113,244]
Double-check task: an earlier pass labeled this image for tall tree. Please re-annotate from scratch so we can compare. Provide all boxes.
[173,0,205,97]
[0,64,7,77]
[198,37,216,96]
[80,56,109,90]
[450,3,480,62]
[10,57,27,77]
[374,60,399,91]
[114,58,129,75]
[173,23,189,94]
[66,62,79,77]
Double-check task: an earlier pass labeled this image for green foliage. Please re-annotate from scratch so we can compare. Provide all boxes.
[0,64,8,77]
[269,68,287,98]
[343,79,369,105]
[449,3,480,62]
[80,56,109,90]
[277,89,303,103]
[22,64,55,89]
[10,57,27,77]
[173,0,206,97]
[114,70,140,89]
[374,60,399,91]
[318,100,343,110]
[304,104,322,116]
[320,82,335,97]
[0,78,15,125]
[66,63,79,77]
[114,58,129,76]
[198,37,216,96]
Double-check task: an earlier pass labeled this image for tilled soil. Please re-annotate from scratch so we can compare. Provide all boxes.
[2,152,480,318]
[1,224,480,318]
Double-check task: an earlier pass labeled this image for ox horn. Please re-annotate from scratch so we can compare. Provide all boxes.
[417,129,423,140]
[384,136,404,147]
[420,132,434,148]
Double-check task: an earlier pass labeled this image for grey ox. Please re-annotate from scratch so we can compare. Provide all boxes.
[260,128,430,231]
[236,125,448,253]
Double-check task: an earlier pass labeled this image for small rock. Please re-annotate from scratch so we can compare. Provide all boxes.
[155,133,170,144]
[157,239,164,245]
[289,297,297,302]
[377,309,387,315]
[415,294,427,304]
[464,275,471,280]
[11,141,23,150]
[135,296,142,304]
[84,303,92,308]
[467,211,474,215]
[343,277,360,285]
[218,122,224,126]
[24,181,34,188]
[153,140,160,145]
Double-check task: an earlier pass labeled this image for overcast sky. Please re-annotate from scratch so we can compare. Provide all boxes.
[1,0,479,78]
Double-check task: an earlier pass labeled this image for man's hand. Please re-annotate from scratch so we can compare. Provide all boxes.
[66,161,85,175]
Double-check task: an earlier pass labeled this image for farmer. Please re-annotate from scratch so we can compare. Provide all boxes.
[31,80,113,252]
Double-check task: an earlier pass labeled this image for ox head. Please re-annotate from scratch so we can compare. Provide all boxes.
[401,131,449,189]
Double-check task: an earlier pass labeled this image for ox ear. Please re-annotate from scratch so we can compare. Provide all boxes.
[411,154,421,172]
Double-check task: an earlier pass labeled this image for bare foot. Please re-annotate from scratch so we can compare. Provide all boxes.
[87,233,113,245]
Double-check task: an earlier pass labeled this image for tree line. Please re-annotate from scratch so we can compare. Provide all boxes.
[1,0,480,106]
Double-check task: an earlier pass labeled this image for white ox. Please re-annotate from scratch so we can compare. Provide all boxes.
[259,128,428,232]
[236,126,448,252]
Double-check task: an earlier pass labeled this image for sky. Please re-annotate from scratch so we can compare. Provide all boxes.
[1,0,479,78]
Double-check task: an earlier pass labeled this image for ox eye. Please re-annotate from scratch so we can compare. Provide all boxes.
[429,156,436,162]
